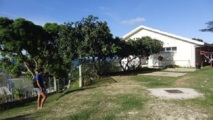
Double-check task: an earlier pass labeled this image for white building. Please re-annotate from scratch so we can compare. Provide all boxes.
[122,25,208,68]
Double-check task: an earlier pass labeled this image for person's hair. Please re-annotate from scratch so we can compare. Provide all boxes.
[36,68,44,73]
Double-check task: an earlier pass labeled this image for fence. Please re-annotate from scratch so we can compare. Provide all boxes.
[0,73,55,104]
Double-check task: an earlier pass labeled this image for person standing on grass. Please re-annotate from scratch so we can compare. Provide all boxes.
[34,68,47,109]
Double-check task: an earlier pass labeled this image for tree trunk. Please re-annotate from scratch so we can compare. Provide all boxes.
[19,52,37,78]
[23,61,35,78]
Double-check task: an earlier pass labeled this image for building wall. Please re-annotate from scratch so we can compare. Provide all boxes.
[128,29,196,67]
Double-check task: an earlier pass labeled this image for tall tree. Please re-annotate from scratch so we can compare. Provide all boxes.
[43,23,69,78]
[56,22,80,63]
[77,15,119,74]
[57,15,119,75]
[0,17,65,78]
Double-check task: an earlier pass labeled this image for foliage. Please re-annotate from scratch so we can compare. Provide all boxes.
[0,58,23,77]
[12,89,20,100]
[0,17,45,77]
[192,38,203,42]
[0,16,163,90]
[56,22,79,64]
[166,64,180,68]
[0,88,9,103]
[57,15,120,76]
[201,21,213,33]
[201,21,213,44]
[118,36,163,71]
[0,17,68,79]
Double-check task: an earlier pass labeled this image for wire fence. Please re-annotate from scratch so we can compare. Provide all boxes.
[0,73,55,104]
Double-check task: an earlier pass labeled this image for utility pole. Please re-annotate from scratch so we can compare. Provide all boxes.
[53,77,57,92]
[79,55,82,88]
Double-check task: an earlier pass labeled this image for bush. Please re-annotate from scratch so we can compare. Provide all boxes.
[166,64,180,68]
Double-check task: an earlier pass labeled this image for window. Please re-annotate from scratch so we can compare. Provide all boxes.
[161,47,177,53]
[171,47,177,51]
[166,47,171,51]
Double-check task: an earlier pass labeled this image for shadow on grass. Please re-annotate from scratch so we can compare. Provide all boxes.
[3,114,34,120]
[0,97,36,112]
[56,86,96,101]
[0,92,56,112]
[107,68,163,76]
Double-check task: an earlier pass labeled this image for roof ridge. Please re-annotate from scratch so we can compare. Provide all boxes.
[122,25,204,45]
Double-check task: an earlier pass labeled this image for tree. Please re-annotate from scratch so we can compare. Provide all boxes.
[114,38,134,71]
[192,38,203,42]
[56,22,80,63]
[43,23,69,79]
[57,15,119,75]
[0,17,66,79]
[117,37,163,71]
[201,21,213,33]
[77,15,119,74]
[0,58,23,77]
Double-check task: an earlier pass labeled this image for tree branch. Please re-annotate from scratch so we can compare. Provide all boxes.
[18,51,35,78]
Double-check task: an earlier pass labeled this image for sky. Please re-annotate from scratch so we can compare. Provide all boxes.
[0,0,212,43]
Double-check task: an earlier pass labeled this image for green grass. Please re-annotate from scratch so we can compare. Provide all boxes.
[115,94,147,110]
[1,67,213,119]
[132,75,178,88]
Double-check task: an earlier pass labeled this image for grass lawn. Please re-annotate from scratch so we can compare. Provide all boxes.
[1,67,213,120]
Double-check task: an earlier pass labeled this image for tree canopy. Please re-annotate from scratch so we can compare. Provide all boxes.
[117,37,163,71]
[0,15,164,79]
[192,38,203,42]
[57,15,120,74]
[201,21,213,33]
[0,17,67,78]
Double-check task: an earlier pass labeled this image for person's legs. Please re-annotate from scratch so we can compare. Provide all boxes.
[40,92,46,108]
[34,88,42,109]
[37,94,41,109]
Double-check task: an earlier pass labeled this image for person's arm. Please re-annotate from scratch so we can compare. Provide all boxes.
[36,80,43,91]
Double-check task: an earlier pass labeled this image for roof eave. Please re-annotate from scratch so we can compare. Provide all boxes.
[122,25,205,46]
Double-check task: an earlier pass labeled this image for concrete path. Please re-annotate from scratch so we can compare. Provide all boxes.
[164,68,196,72]
[139,72,187,77]
[139,68,196,77]
[148,88,203,99]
